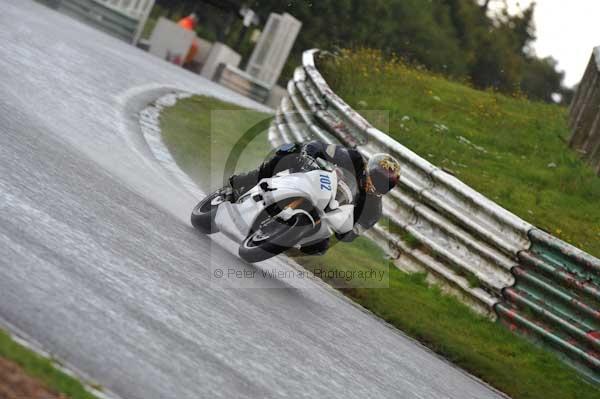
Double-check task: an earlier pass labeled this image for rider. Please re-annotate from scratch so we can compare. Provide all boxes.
[228,141,401,255]
[177,13,199,66]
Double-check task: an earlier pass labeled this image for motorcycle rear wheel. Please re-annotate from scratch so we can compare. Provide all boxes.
[239,214,314,263]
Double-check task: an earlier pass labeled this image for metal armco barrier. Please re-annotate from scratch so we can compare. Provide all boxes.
[215,64,271,104]
[569,46,600,175]
[45,0,154,44]
[269,49,600,382]
[499,229,600,380]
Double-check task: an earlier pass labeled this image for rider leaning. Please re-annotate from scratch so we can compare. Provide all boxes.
[229,141,401,255]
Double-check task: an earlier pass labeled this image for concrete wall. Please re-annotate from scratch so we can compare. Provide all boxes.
[193,37,213,67]
[200,43,241,81]
[246,13,301,87]
[148,17,195,65]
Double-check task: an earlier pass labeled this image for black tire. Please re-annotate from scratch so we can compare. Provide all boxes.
[239,214,314,263]
[190,189,229,234]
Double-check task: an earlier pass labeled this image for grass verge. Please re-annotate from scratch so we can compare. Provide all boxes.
[0,328,98,399]
[160,95,599,398]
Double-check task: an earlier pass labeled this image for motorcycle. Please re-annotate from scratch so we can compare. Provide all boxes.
[191,157,358,262]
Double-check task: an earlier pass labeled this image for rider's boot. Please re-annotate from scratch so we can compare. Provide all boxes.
[299,238,330,256]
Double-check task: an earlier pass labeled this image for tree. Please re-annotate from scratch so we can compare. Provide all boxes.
[520,56,564,103]
[154,0,568,102]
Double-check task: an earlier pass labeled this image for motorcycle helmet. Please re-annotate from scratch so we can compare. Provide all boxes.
[366,153,401,195]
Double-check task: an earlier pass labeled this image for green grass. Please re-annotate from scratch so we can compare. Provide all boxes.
[321,48,600,258]
[160,95,599,398]
[159,96,274,191]
[0,329,98,399]
[387,221,421,249]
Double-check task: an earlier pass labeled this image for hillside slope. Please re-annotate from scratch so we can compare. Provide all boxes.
[321,49,600,258]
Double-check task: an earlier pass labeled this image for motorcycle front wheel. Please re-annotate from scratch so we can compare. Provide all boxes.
[190,189,229,234]
[239,214,314,263]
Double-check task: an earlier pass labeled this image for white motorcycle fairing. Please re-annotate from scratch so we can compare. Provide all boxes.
[214,169,354,246]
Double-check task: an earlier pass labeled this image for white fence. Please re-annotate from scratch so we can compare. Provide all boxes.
[49,0,154,43]
[569,46,600,175]
[95,0,154,19]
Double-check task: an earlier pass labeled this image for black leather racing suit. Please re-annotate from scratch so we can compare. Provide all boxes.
[229,141,382,255]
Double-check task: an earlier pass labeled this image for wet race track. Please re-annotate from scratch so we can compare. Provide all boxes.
[0,1,505,398]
